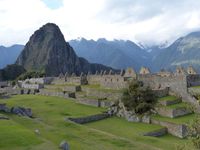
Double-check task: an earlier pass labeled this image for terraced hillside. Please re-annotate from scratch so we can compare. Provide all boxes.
[151,95,197,138]
[0,95,191,150]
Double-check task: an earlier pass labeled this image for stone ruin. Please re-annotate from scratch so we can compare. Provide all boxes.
[187,66,197,75]
[139,67,151,75]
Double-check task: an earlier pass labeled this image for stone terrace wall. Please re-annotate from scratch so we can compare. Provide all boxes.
[63,86,81,92]
[153,88,169,98]
[76,98,112,107]
[25,77,53,84]
[68,113,110,124]
[155,107,192,118]
[22,83,44,90]
[143,128,167,137]
[38,89,75,99]
[87,75,102,85]
[100,75,127,89]
[151,119,188,138]
[138,74,200,111]
[187,75,200,87]
[81,87,122,101]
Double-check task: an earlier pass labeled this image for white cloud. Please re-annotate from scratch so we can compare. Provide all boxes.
[1,0,200,46]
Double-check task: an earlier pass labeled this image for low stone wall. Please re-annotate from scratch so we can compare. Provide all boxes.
[156,107,192,118]
[38,89,75,98]
[24,77,53,84]
[76,98,100,107]
[153,88,169,98]
[100,75,127,89]
[151,119,188,138]
[82,87,122,101]
[76,98,112,107]
[143,128,167,137]
[63,85,81,92]
[0,81,8,88]
[68,113,110,124]
[0,87,24,95]
[159,98,181,106]
[22,83,44,90]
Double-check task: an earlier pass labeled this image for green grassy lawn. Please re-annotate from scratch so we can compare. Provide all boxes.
[165,102,189,109]
[152,114,197,124]
[190,86,200,89]
[0,95,162,150]
[85,117,190,150]
[158,96,178,102]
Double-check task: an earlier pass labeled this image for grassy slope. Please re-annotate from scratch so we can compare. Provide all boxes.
[85,117,189,150]
[152,114,197,124]
[0,95,160,150]
[158,96,177,101]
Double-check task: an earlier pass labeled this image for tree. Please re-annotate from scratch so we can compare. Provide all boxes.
[122,80,157,114]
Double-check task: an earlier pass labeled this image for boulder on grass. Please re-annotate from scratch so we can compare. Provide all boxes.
[59,140,69,150]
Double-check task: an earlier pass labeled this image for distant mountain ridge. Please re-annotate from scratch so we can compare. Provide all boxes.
[152,31,200,72]
[0,45,24,69]
[69,38,150,71]
[2,30,200,72]
[15,23,114,76]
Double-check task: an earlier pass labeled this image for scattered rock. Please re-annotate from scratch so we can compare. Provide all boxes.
[34,129,40,135]
[0,116,9,120]
[11,107,32,118]
[59,140,69,150]
[0,104,10,113]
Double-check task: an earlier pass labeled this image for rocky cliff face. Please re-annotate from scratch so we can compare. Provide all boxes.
[16,23,114,76]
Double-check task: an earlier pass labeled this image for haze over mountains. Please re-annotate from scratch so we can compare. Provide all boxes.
[1,27,200,72]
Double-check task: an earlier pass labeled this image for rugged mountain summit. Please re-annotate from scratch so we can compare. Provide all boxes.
[16,23,114,76]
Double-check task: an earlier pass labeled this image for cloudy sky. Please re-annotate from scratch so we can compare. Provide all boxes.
[1,0,200,46]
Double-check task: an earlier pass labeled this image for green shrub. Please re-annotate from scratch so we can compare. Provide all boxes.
[17,71,45,80]
[121,80,156,114]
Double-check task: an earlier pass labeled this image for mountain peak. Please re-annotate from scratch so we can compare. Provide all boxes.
[16,23,114,76]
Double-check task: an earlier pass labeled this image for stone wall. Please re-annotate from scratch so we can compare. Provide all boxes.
[187,75,200,87]
[153,88,169,98]
[24,77,53,84]
[76,98,112,107]
[87,75,103,85]
[76,98,100,107]
[63,85,81,92]
[82,87,122,101]
[38,89,75,98]
[138,74,200,112]
[155,107,192,118]
[68,113,110,124]
[143,128,167,137]
[22,83,44,90]
[100,75,127,89]
[151,119,188,138]
[0,81,8,88]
